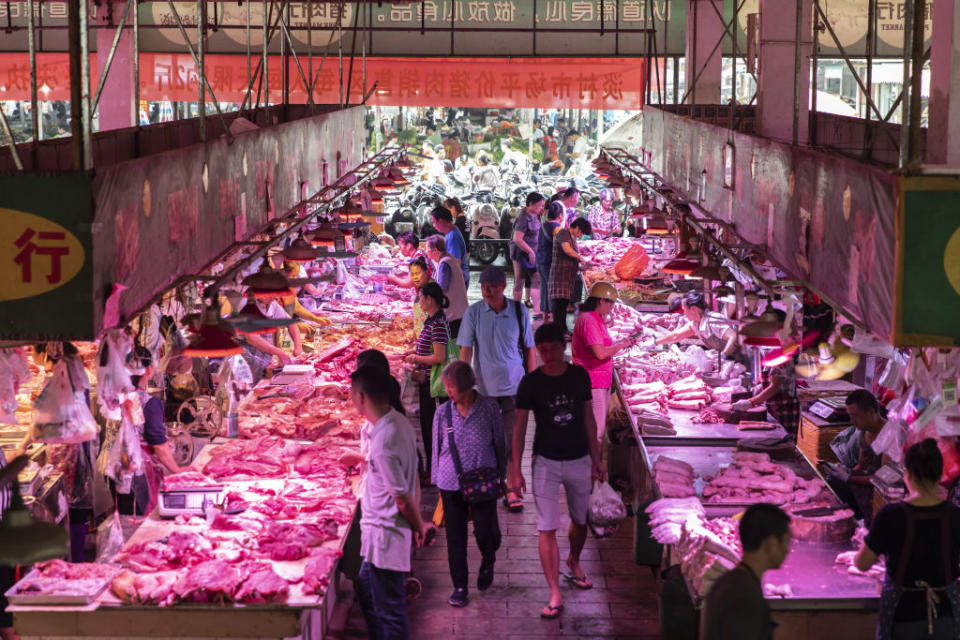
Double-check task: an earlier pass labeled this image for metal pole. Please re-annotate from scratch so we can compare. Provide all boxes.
[69,0,83,169]
[198,0,206,141]
[133,0,140,127]
[92,0,134,115]
[282,2,290,107]
[361,2,367,103]
[792,0,802,146]
[308,0,313,112]
[338,1,344,107]
[345,1,360,106]
[906,0,925,169]
[899,0,914,168]
[27,0,39,150]
[674,57,679,103]
[246,0,252,111]
[691,0,697,106]
[810,6,819,145]
[80,0,92,169]
[264,0,270,124]
[0,104,24,170]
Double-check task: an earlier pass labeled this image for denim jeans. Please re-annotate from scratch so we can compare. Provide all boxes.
[357,561,410,640]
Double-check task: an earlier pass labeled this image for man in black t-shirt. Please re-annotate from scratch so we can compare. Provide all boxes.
[509,322,603,620]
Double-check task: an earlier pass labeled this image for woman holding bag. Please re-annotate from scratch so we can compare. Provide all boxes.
[433,360,505,608]
[404,282,455,480]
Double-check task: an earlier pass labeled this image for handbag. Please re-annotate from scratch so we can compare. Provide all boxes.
[429,319,459,398]
[442,402,504,504]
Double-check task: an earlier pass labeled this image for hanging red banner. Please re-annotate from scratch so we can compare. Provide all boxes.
[0,53,645,109]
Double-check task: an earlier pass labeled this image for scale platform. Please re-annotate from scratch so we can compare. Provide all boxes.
[158,485,225,519]
[268,364,315,386]
[808,397,851,423]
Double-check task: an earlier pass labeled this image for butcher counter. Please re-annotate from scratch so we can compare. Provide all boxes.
[625,410,880,639]
[10,436,359,640]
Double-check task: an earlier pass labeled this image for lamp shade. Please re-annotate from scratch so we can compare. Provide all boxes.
[662,259,698,275]
[241,263,294,299]
[182,304,243,357]
[284,236,321,263]
[644,215,671,235]
[388,165,409,185]
[372,173,395,191]
[311,224,343,248]
[741,335,781,347]
[688,259,723,281]
[739,310,784,338]
[227,301,297,335]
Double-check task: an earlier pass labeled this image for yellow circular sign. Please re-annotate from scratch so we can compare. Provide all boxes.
[945,225,960,297]
[0,208,85,302]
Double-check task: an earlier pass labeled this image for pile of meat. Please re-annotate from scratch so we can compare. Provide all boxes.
[647,497,706,544]
[13,560,120,597]
[635,408,677,436]
[703,452,831,505]
[652,456,697,498]
[162,471,221,492]
[239,385,363,441]
[616,351,696,388]
[202,436,354,482]
[834,527,885,581]
[621,374,713,414]
[605,304,684,344]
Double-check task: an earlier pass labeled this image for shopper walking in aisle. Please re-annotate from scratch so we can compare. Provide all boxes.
[511,192,545,309]
[404,282,452,480]
[856,438,960,640]
[433,360,505,607]
[424,234,468,337]
[548,217,592,335]
[474,153,500,191]
[443,197,470,256]
[509,322,604,619]
[536,201,564,323]
[572,283,638,443]
[458,266,536,513]
[700,504,792,640]
[351,366,434,640]
[430,206,470,286]
[586,189,622,239]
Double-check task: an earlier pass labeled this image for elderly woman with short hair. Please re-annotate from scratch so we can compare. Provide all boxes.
[432,360,505,608]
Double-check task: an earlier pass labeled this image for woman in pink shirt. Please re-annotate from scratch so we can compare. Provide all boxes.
[571,282,637,442]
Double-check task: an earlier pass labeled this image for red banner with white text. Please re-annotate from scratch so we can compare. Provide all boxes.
[0,53,644,109]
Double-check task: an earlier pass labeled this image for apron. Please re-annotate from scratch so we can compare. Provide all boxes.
[876,502,960,640]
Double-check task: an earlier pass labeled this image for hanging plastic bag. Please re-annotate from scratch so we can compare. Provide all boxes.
[32,361,98,444]
[682,345,714,374]
[96,330,135,420]
[588,481,627,538]
[96,510,128,562]
[872,419,908,464]
[879,350,909,391]
[104,410,144,483]
[0,348,30,425]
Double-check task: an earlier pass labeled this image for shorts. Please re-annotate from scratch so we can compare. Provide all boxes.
[531,454,591,531]
[591,388,611,443]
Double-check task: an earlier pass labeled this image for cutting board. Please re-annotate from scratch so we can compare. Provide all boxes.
[736,436,796,461]
[714,403,767,424]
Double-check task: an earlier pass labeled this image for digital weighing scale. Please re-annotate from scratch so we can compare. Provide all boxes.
[158,485,225,518]
[808,397,851,423]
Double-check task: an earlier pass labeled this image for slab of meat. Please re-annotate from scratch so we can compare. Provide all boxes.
[172,559,246,604]
[162,472,220,492]
[668,398,707,411]
[203,435,289,479]
[234,562,290,603]
[653,456,695,477]
[302,548,343,596]
[260,541,308,561]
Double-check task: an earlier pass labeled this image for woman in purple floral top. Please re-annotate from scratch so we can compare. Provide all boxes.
[433,360,505,607]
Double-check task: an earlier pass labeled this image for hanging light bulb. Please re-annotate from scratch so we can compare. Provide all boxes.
[283,236,322,264]
[241,262,294,299]
[183,303,243,357]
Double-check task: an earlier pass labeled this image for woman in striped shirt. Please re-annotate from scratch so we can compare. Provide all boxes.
[404,282,452,480]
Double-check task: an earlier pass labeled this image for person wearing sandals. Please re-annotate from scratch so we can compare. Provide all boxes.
[508,322,605,619]
[433,360,506,607]
[458,266,536,514]
[511,192,544,310]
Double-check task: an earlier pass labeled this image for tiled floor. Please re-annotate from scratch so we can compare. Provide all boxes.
[334,263,664,639]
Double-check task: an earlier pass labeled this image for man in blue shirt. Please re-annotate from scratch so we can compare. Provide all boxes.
[457,266,536,513]
[430,206,470,286]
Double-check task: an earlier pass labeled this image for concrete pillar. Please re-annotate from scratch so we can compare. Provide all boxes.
[756,0,812,144]
[926,0,960,165]
[684,0,724,104]
[95,2,136,131]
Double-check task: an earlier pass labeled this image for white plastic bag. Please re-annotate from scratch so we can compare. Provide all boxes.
[683,345,714,374]
[32,361,98,444]
[588,481,627,538]
[872,418,908,464]
[96,511,128,562]
[96,330,135,420]
[0,348,30,425]
[104,411,144,482]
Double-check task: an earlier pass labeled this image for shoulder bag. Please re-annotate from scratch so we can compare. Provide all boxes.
[441,402,504,503]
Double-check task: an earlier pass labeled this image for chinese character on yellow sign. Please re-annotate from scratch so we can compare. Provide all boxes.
[1,208,85,302]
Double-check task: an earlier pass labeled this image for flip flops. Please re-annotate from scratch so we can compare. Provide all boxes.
[563,572,593,590]
[503,490,523,513]
[540,604,564,619]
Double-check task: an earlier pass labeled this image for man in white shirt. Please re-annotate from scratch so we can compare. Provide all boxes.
[351,366,434,640]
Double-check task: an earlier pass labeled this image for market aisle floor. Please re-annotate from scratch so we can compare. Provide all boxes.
[335,417,662,640]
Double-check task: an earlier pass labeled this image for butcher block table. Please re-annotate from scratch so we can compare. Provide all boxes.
[12,440,359,640]
[632,440,879,639]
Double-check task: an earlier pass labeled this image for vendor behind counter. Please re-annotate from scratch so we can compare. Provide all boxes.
[654,292,741,360]
[826,389,885,523]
